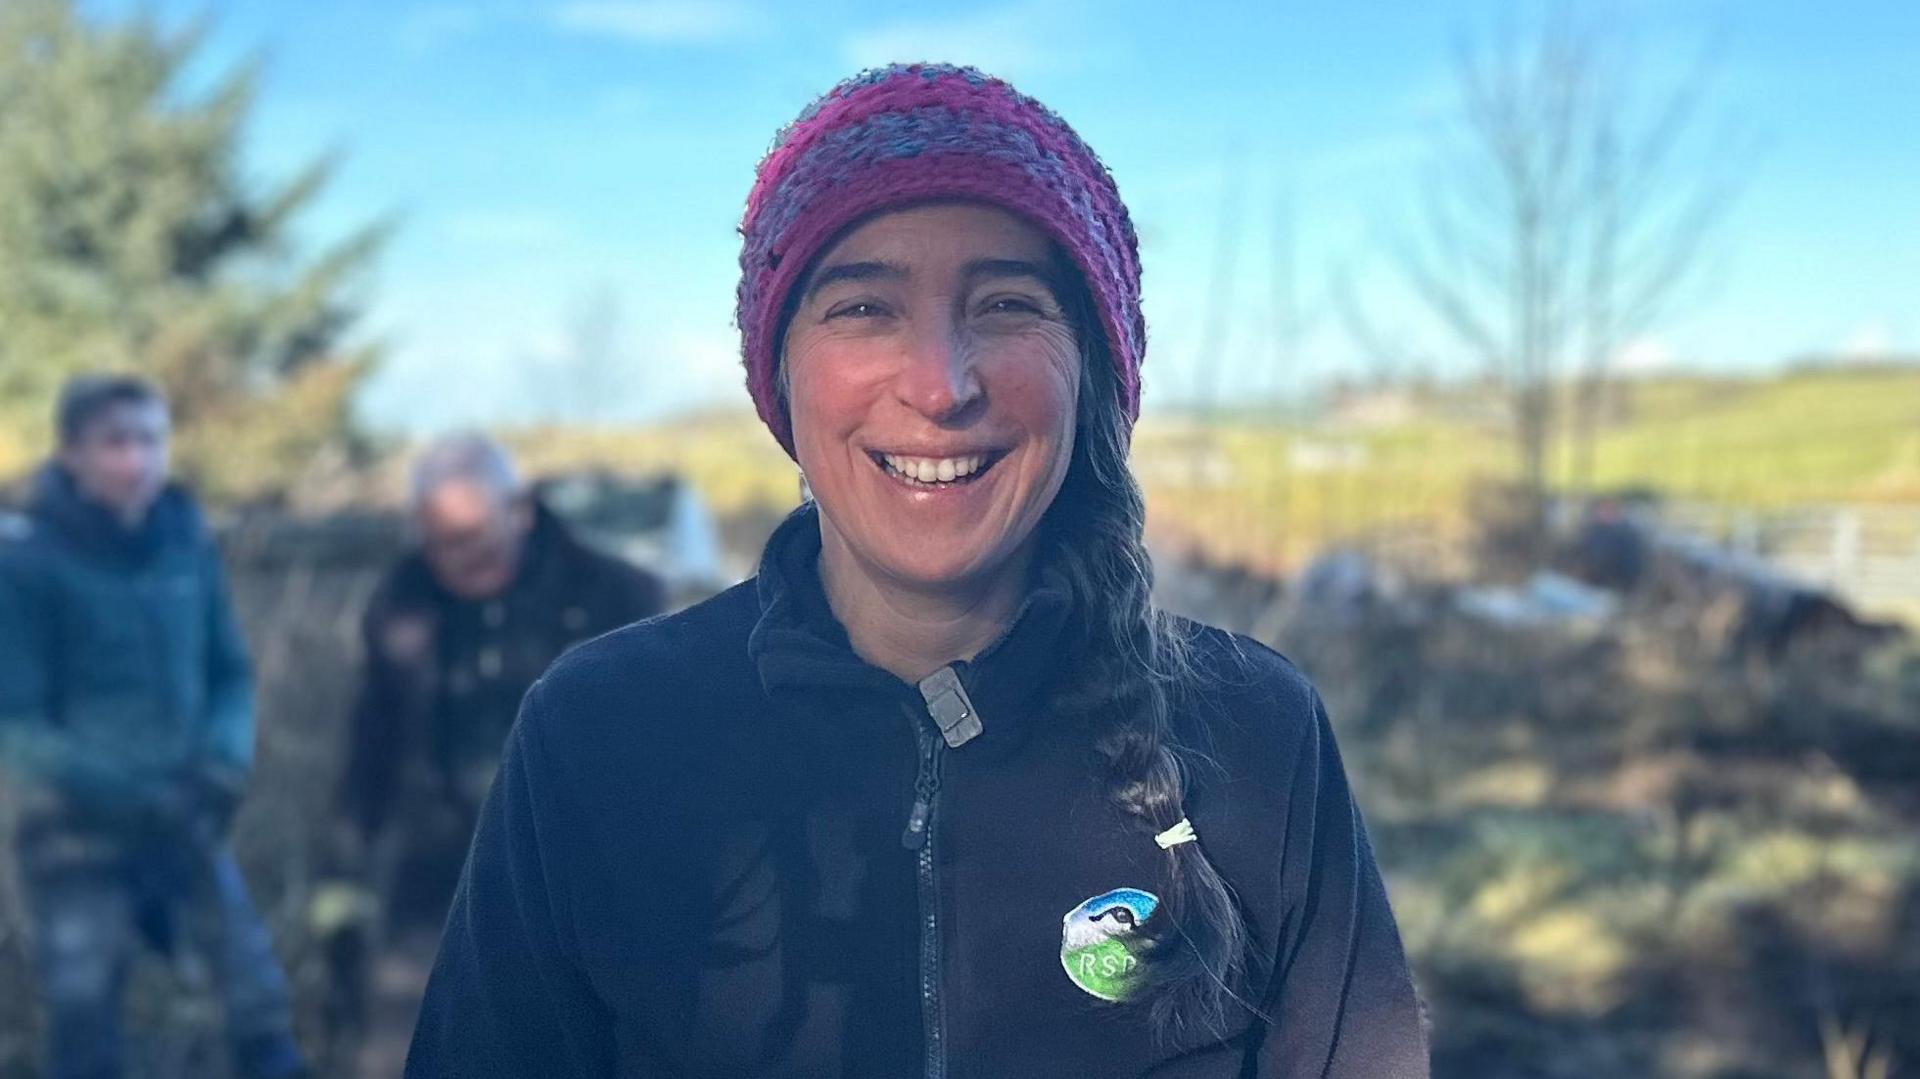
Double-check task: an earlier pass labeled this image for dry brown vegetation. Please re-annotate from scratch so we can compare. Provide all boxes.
[1162,529,1920,1078]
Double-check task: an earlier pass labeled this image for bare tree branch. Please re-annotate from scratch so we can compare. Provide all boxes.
[1379,4,1748,512]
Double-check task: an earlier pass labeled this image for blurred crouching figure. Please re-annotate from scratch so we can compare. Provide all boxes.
[323,434,664,1036]
[0,376,308,1079]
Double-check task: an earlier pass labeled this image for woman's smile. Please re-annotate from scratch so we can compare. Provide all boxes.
[870,448,1003,486]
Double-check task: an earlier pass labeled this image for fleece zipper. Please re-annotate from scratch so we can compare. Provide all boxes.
[901,664,982,1079]
[902,714,947,1079]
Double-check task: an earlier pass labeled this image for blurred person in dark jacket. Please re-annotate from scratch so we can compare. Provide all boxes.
[336,433,666,930]
[0,375,308,1079]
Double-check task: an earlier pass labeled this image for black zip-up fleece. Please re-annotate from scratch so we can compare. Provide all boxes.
[406,505,1428,1078]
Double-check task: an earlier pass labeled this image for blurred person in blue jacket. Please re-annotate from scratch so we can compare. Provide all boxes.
[0,375,307,1079]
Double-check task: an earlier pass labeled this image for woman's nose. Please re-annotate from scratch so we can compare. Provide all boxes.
[894,319,985,423]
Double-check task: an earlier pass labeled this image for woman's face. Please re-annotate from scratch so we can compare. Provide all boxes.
[782,202,1082,593]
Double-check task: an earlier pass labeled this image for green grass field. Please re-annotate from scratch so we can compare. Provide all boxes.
[508,366,1918,577]
[1579,367,1920,502]
[1139,366,1920,570]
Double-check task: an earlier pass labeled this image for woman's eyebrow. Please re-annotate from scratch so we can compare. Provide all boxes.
[803,259,906,302]
[962,257,1055,287]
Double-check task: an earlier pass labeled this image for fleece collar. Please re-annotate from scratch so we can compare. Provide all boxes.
[747,501,1075,745]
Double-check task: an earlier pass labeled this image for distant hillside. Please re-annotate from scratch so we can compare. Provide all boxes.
[469,367,1919,559]
[1138,365,1920,571]
[1588,367,1920,505]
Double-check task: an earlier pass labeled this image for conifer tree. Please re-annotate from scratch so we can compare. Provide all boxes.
[0,0,385,497]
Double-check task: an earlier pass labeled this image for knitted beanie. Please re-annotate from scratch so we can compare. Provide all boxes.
[737,63,1145,458]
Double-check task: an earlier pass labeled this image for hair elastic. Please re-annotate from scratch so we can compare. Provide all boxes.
[1153,818,1198,850]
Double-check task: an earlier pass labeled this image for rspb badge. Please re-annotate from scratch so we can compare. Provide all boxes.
[1060,887,1159,1002]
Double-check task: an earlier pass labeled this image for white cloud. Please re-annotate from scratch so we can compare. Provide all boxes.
[841,4,1089,81]
[552,1,759,45]
[1837,321,1894,358]
[1615,336,1675,373]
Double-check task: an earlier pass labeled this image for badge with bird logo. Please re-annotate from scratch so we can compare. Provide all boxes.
[1060,887,1159,1001]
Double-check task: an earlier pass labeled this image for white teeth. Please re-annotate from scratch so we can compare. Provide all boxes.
[882,453,989,484]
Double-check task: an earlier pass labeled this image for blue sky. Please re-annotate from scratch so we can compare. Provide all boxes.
[92,1,1920,431]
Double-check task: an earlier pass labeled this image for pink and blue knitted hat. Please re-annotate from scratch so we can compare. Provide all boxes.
[737,63,1145,458]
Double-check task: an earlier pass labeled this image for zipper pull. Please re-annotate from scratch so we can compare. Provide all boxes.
[901,795,931,850]
[918,666,983,749]
[902,714,942,850]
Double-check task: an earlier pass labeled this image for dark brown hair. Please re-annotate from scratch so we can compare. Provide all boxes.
[1040,270,1258,1040]
[55,374,166,446]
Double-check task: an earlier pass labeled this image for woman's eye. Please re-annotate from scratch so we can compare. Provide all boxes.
[980,295,1045,317]
[826,301,886,320]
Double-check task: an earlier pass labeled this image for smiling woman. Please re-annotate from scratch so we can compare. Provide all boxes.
[406,64,1429,1079]
[782,203,1083,642]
